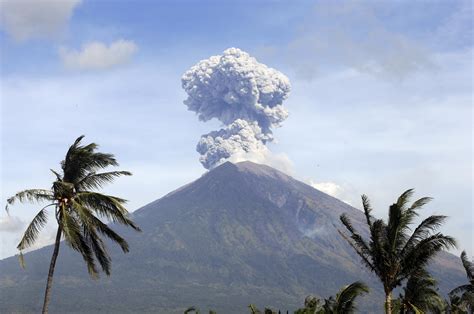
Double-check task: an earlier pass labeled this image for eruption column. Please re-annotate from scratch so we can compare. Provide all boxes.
[182,48,291,169]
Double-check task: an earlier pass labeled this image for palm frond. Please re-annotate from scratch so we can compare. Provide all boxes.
[76,171,132,191]
[460,251,474,281]
[361,194,373,227]
[339,230,376,273]
[401,233,457,278]
[335,281,369,313]
[401,215,447,257]
[71,199,130,252]
[339,214,374,271]
[400,196,432,233]
[17,205,53,251]
[408,196,433,211]
[6,189,53,213]
[60,206,98,278]
[61,136,119,183]
[83,226,111,275]
[75,192,140,231]
[449,284,472,296]
[400,269,445,313]
[396,189,415,211]
[184,306,199,314]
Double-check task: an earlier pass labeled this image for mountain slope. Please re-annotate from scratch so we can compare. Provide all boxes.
[0,161,465,313]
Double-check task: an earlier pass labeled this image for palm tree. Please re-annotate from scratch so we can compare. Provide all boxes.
[5,135,140,314]
[393,269,444,313]
[295,281,369,314]
[448,251,474,313]
[339,189,456,314]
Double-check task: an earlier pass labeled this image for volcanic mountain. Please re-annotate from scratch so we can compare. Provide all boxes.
[0,161,465,313]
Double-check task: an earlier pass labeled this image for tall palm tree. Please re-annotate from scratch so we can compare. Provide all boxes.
[448,251,474,312]
[393,269,444,313]
[5,135,140,314]
[295,281,369,314]
[339,189,456,314]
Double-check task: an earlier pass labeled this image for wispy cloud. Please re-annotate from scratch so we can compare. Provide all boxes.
[285,2,434,81]
[0,0,81,42]
[59,40,138,70]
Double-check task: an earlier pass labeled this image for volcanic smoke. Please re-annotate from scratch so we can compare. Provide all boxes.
[182,48,291,169]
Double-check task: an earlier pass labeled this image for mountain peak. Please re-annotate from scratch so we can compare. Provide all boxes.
[209,161,292,182]
[0,160,465,313]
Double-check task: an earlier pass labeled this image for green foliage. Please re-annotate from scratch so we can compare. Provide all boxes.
[184,306,199,313]
[295,295,321,314]
[294,281,369,314]
[393,269,444,313]
[339,189,456,313]
[248,304,261,314]
[247,304,277,314]
[184,306,217,314]
[448,251,474,313]
[6,135,139,276]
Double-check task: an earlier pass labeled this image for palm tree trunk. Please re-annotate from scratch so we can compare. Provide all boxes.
[41,225,62,314]
[385,290,392,314]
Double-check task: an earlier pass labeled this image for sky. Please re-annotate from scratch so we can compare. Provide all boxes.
[0,0,472,260]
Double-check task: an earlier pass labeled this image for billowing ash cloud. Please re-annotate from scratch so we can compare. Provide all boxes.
[182,48,291,169]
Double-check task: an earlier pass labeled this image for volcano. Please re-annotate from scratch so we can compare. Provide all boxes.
[0,161,465,313]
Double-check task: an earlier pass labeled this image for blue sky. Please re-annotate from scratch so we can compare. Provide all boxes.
[0,0,472,259]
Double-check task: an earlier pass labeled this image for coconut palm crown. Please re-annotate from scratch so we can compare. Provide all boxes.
[339,189,456,314]
[6,135,140,313]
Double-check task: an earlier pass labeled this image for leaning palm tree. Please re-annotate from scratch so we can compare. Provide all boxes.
[339,189,456,314]
[393,269,444,313]
[5,135,140,314]
[448,251,474,312]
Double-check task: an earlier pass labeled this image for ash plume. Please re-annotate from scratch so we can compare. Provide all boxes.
[182,48,291,169]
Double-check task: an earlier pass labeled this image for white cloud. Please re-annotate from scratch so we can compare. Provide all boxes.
[309,180,356,206]
[309,181,343,197]
[59,40,138,70]
[0,0,81,42]
[0,215,24,233]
